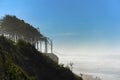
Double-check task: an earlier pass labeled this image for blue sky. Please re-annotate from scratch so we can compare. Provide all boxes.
[1,0,120,45]
[0,0,120,80]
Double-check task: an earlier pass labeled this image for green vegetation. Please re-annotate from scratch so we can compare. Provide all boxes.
[0,36,82,80]
[0,15,43,41]
[0,15,46,52]
[0,36,34,80]
[0,15,82,80]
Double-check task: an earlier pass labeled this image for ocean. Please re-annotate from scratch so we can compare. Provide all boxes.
[59,55,120,80]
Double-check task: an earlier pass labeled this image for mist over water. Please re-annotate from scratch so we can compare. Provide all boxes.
[59,55,120,80]
[56,44,120,80]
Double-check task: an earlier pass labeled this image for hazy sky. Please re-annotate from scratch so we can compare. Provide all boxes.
[0,0,120,80]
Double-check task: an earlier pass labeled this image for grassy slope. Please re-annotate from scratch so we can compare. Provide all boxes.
[0,36,82,80]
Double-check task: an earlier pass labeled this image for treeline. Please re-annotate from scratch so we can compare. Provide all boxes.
[0,15,47,52]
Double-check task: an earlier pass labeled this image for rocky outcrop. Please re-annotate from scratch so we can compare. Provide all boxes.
[81,74,101,80]
[44,53,59,63]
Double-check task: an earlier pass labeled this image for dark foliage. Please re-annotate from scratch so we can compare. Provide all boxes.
[0,15,44,50]
[0,36,82,80]
[0,15,82,80]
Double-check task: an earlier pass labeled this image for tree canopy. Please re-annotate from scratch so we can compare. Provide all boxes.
[0,15,44,42]
[0,15,49,52]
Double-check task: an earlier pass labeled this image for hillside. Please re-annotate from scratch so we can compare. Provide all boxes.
[0,36,83,80]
